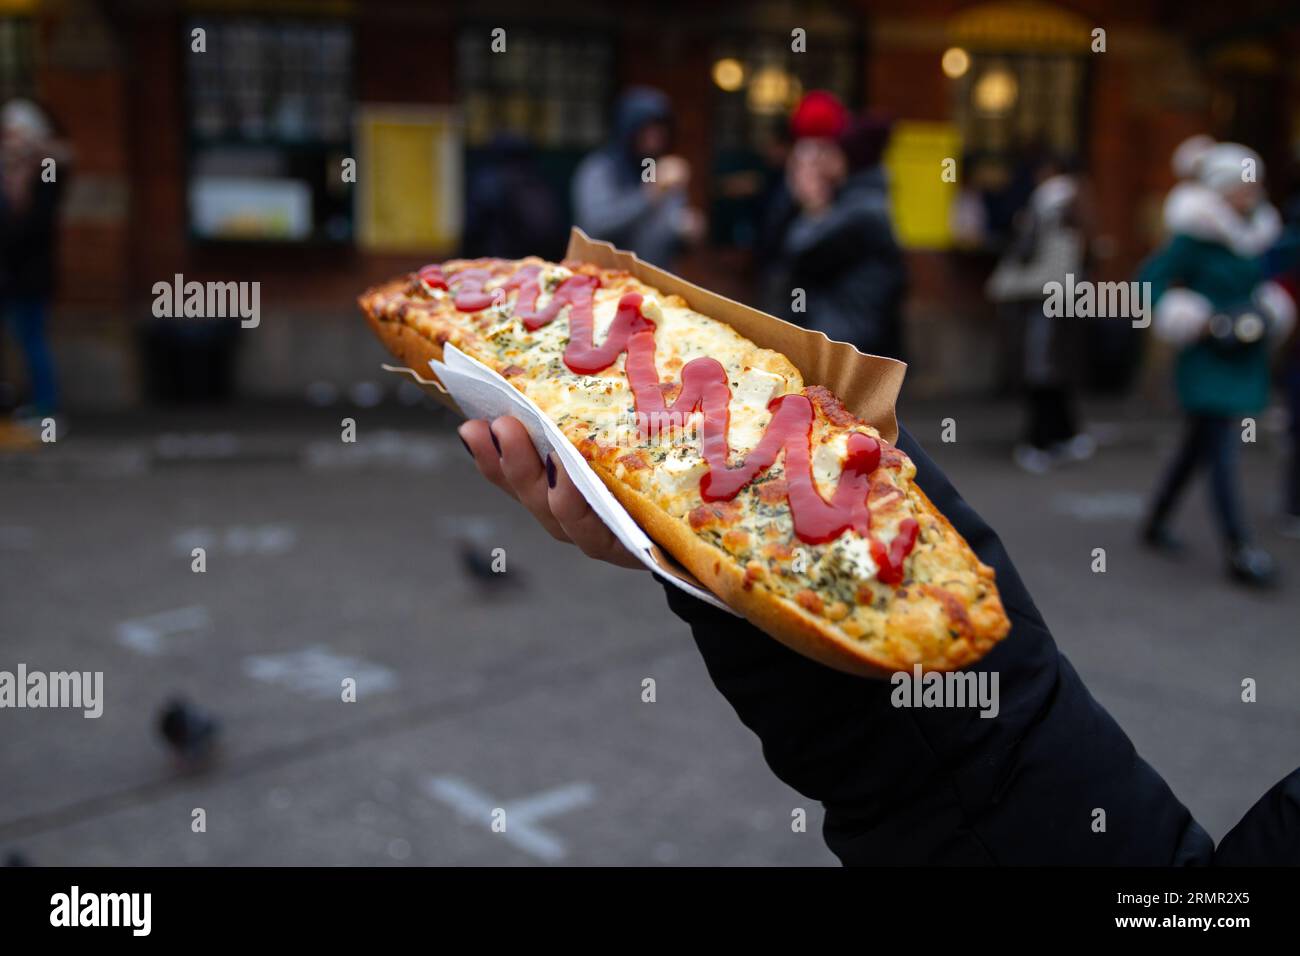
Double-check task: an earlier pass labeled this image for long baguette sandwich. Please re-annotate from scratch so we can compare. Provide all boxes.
[359,255,1010,675]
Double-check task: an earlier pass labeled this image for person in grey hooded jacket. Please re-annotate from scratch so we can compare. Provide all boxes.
[571,87,702,268]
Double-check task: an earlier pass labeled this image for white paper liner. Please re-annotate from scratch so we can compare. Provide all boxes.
[382,347,736,614]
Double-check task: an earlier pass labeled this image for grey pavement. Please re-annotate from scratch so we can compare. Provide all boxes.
[1,397,1298,865]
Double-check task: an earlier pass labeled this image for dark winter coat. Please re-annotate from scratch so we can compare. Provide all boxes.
[777,167,906,360]
[659,426,1300,864]
[461,135,567,263]
[0,165,63,299]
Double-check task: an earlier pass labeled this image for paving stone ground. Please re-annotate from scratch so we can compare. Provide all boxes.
[2,398,1296,865]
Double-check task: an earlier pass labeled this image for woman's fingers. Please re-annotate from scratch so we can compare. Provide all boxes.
[546,454,644,569]
[457,416,643,570]
[457,419,512,497]
[458,418,567,542]
[485,416,573,543]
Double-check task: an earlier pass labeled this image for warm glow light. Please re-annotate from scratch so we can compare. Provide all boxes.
[941,47,970,78]
[712,57,745,92]
[973,67,1018,115]
[747,65,800,115]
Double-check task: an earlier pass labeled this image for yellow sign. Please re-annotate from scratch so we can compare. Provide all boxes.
[357,106,462,253]
[883,121,962,251]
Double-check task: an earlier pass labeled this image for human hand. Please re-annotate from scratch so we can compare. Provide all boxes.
[457,416,645,570]
[655,154,691,192]
[676,205,707,244]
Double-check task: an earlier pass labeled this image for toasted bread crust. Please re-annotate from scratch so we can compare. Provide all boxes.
[361,283,446,369]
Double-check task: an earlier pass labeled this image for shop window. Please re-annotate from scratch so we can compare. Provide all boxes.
[943,2,1094,248]
[1206,41,1287,192]
[455,24,614,232]
[185,17,354,244]
[951,52,1088,165]
[0,16,36,103]
[457,27,611,151]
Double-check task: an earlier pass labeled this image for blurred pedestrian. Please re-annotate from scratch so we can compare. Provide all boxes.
[1280,265,1300,539]
[571,87,703,268]
[986,152,1093,474]
[756,90,847,316]
[713,124,791,254]
[772,105,906,359]
[1266,186,1300,538]
[1141,142,1295,586]
[0,98,69,422]
[461,133,567,263]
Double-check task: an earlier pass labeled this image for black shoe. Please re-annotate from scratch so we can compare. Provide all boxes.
[1227,545,1277,588]
[1141,522,1185,555]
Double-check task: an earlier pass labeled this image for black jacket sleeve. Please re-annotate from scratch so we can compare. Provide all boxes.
[1214,769,1300,865]
[660,426,1235,865]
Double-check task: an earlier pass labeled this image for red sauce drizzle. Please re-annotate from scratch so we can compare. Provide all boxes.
[417,265,448,291]
[502,265,602,332]
[433,263,918,582]
[870,516,919,585]
[447,268,496,312]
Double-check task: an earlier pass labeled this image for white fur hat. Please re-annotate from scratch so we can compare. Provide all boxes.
[1197,142,1264,193]
[1171,134,1215,180]
[1,98,52,138]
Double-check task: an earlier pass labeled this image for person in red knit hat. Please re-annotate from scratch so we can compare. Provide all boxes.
[756,91,849,315]
[756,90,905,358]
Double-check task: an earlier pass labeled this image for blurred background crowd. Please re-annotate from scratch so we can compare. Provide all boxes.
[0,1,1293,392]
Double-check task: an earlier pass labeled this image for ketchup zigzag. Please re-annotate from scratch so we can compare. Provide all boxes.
[430,262,918,585]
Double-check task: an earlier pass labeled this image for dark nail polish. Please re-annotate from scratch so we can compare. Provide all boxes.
[489,426,502,456]
[545,454,556,489]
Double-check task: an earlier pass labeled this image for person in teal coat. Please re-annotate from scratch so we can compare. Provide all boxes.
[1142,142,1295,585]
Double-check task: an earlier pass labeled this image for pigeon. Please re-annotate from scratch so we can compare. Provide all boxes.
[438,515,527,593]
[157,697,221,767]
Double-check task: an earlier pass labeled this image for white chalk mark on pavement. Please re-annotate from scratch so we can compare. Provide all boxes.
[242,645,397,699]
[172,524,297,556]
[1050,491,1145,521]
[116,605,213,656]
[302,431,443,472]
[424,775,595,862]
[154,432,241,460]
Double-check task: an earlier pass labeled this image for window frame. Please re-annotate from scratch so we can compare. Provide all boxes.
[182,14,358,248]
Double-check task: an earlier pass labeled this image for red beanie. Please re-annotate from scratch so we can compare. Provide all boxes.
[789,90,847,140]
